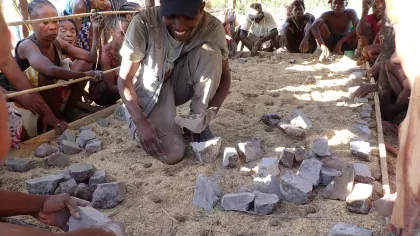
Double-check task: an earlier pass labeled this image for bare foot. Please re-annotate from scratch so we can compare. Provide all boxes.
[374,193,397,217]
[354,84,378,98]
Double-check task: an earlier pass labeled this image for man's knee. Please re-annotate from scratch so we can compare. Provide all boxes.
[193,43,222,62]
[158,134,186,165]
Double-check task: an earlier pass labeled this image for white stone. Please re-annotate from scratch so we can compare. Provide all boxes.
[68,206,110,231]
[252,174,282,199]
[221,192,255,211]
[238,138,262,163]
[222,147,239,168]
[279,172,313,205]
[289,109,312,130]
[350,141,371,161]
[310,137,330,157]
[327,223,372,236]
[298,158,323,186]
[346,183,373,214]
[191,137,222,164]
[258,157,280,177]
[192,174,221,211]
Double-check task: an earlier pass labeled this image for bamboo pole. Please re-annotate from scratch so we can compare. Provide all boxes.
[7,11,139,26]
[5,67,120,99]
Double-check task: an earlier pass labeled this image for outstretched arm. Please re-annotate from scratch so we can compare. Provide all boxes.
[208,59,231,111]
[310,15,327,47]
[356,0,374,37]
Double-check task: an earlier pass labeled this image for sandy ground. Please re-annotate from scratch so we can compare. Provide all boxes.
[1,52,390,236]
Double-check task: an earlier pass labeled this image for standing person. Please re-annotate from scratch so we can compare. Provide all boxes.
[239,3,279,55]
[0,5,126,236]
[310,0,359,60]
[88,17,129,106]
[279,0,317,53]
[63,0,110,51]
[118,0,231,165]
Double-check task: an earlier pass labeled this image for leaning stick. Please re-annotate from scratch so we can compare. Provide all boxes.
[7,11,138,27]
[5,67,120,99]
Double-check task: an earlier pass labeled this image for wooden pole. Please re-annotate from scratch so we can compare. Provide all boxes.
[7,11,138,27]
[18,0,29,37]
[5,67,120,99]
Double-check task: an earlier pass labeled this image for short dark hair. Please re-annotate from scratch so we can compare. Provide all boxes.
[109,16,129,30]
[250,3,263,13]
[28,0,57,18]
[119,2,141,11]
[291,0,305,10]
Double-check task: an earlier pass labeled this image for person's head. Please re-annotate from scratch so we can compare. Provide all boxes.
[291,0,305,19]
[58,19,77,45]
[329,0,348,14]
[248,3,264,23]
[119,2,141,21]
[160,0,206,42]
[109,17,129,49]
[373,0,386,21]
[90,0,109,10]
[28,0,59,42]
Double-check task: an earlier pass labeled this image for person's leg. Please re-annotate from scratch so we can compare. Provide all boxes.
[285,28,300,53]
[363,44,382,60]
[319,22,331,47]
[385,60,410,119]
[386,60,404,95]
[240,31,258,51]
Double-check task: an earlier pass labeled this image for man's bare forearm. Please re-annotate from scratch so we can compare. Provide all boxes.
[356,9,369,37]
[117,77,147,124]
[311,24,326,46]
[0,190,45,217]
[239,30,254,50]
[209,60,231,109]
[260,29,278,43]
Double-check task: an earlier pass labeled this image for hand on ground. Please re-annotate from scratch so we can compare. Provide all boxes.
[333,41,344,55]
[320,44,330,59]
[35,194,90,229]
[41,111,68,134]
[136,118,164,157]
[299,38,309,53]
[354,84,378,98]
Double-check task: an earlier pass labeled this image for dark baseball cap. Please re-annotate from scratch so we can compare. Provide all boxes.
[160,0,204,18]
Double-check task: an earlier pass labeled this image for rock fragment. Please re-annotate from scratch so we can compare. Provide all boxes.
[74,183,95,201]
[288,59,296,64]
[279,148,295,168]
[34,144,59,158]
[356,119,368,125]
[354,97,369,103]
[294,148,308,163]
[69,163,94,182]
[6,157,35,173]
[322,165,355,201]
[321,167,341,186]
[68,206,110,231]
[222,147,239,168]
[327,222,373,236]
[252,174,282,198]
[261,113,281,127]
[190,137,222,164]
[45,153,70,167]
[253,190,279,215]
[350,124,372,139]
[279,172,313,204]
[258,157,280,177]
[221,192,255,211]
[78,126,92,132]
[310,137,330,157]
[86,140,102,153]
[114,104,127,121]
[26,174,64,195]
[60,178,77,195]
[58,129,76,144]
[92,182,126,209]
[238,58,247,64]
[321,155,346,171]
[60,140,82,155]
[89,170,108,187]
[289,109,312,130]
[96,118,109,127]
[346,183,373,214]
[237,138,262,163]
[361,104,373,112]
[278,123,306,138]
[298,158,323,186]
[192,174,221,211]
[79,130,96,148]
[353,163,374,183]
[350,140,371,161]
[361,111,371,118]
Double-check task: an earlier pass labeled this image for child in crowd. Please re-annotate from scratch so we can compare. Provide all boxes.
[12,0,103,124]
[311,0,359,60]
[118,1,141,21]
[88,17,129,106]
[279,0,317,53]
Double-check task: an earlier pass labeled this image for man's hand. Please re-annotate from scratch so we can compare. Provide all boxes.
[319,44,330,62]
[136,118,164,157]
[368,62,380,78]
[333,40,344,55]
[35,194,90,229]
[85,70,102,81]
[362,0,375,12]
[299,38,309,53]
[354,84,378,98]
[17,94,49,115]
[41,112,68,134]
[90,10,105,31]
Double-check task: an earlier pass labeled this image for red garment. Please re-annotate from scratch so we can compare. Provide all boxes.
[365,14,380,37]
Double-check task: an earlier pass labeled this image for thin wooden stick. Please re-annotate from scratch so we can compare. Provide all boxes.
[7,11,139,26]
[161,208,178,223]
[366,61,391,196]
[5,67,120,99]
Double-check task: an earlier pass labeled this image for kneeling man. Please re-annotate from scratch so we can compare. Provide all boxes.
[118,0,231,165]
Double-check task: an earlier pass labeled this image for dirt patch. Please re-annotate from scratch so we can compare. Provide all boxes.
[2,53,384,235]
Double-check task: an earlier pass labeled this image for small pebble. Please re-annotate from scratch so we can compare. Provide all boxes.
[265,127,274,132]
[143,163,152,168]
[269,219,280,226]
[150,195,162,203]
[173,213,187,222]
[304,206,318,214]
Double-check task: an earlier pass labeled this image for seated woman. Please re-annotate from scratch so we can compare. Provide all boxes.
[118,1,141,21]
[11,0,103,123]
[87,17,129,106]
[63,0,110,51]
[279,0,317,53]
[58,19,77,46]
